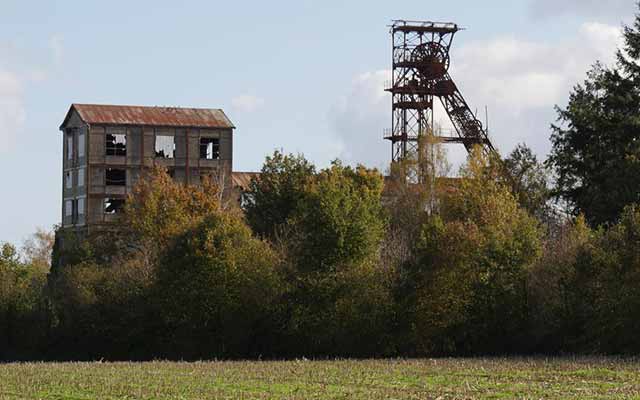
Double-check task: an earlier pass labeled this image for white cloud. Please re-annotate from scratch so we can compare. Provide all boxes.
[0,35,62,153]
[330,21,625,171]
[231,94,265,112]
[328,70,390,169]
[0,69,25,153]
[452,21,624,156]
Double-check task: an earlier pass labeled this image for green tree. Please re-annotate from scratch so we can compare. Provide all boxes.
[504,143,550,219]
[0,243,48,359]
[527,216,594,352]
[243,151,315,239]
[48,166,228,359]
[585,205,640,353]
[287,161,386,272]
[547,7,640,226]
[412,148,543,355]
[246,154,392,356]
[281,162,392,356]
[156,212,283,359]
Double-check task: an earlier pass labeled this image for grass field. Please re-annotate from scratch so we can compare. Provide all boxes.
[1,357,639,399]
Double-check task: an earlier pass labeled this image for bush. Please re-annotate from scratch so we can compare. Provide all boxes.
[410,149,542,355]
[0,243,48,360]
[156,212,283,359]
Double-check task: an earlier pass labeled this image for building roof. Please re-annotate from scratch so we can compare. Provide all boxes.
[231,171,260,190]
[60,103,235,130]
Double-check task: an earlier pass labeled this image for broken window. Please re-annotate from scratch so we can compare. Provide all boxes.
[65,171,72,189]
[77,168,85,187]
[78,132,85,158]
[77,198,85,215]
[106,133,127,156]
[104,198,125,214]
[155,135,175,158]
[67,133,74,160]
[105,168,126,186]
[65,200,73,217]
[200,137,220,160]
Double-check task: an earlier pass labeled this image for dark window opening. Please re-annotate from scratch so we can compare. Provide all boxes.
[106,168,126,186]
[106,133,127,156]
[200,137,220,160]
[104,198,125,214]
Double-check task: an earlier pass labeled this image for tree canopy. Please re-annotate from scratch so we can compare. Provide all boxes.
[547,6,640,226]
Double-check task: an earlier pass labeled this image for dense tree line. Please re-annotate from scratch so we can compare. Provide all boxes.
[3,3,640,361]
[0,146,639,360]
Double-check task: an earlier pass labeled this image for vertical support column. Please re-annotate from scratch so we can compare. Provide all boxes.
[185,129,190,185]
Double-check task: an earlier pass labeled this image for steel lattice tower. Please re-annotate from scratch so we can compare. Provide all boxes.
[385,20,495,163]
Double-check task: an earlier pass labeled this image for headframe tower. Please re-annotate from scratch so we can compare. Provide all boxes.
[385,20,495,163]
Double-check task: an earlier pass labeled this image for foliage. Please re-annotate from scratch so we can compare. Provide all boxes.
[8,141,640,359]
[0,243,48,359]
[527,205,640,354]
[285,161,386,272]
[412,148,543,355]
[243,151,315,239]
[48,256,157,360]
[156,212,283,359]
[547,7,640,226]
[527,215,594,352]
[123,165,224,253]
[383,134,451,271]
[21,228,55,270]
[503,143,550,219]
[583,205,640,353]
[276,159,391,356]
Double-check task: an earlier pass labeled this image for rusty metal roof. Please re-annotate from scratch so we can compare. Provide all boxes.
[61,103,235,130]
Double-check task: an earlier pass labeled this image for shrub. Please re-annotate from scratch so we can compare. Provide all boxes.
[156,212,283,359]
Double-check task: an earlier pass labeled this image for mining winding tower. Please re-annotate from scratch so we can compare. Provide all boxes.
[385,20,495,162]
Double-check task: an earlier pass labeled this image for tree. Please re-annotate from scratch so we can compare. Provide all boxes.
[547,7,640,226]
[243,151,315,240]
[412,148,543,355]
[21,228,55,270]
[124,165,223,250]
[244,154,392,356]
[48,166,230,359]
[156,212,283,359]
[584,205,640,353]
[527,215,594,353]
[287,161,386,272]
[503,143,550,220]
[0,243,48,359]
[383,133,451,270]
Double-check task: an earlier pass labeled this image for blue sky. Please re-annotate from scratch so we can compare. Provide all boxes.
[0,0,636,245]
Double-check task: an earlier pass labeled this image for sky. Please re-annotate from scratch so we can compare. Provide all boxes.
[0,0,636,246]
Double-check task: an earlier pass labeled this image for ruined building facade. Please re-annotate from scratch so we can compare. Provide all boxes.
[59,104,235,233]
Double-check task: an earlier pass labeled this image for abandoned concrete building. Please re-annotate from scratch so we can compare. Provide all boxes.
[59,103,237,232]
